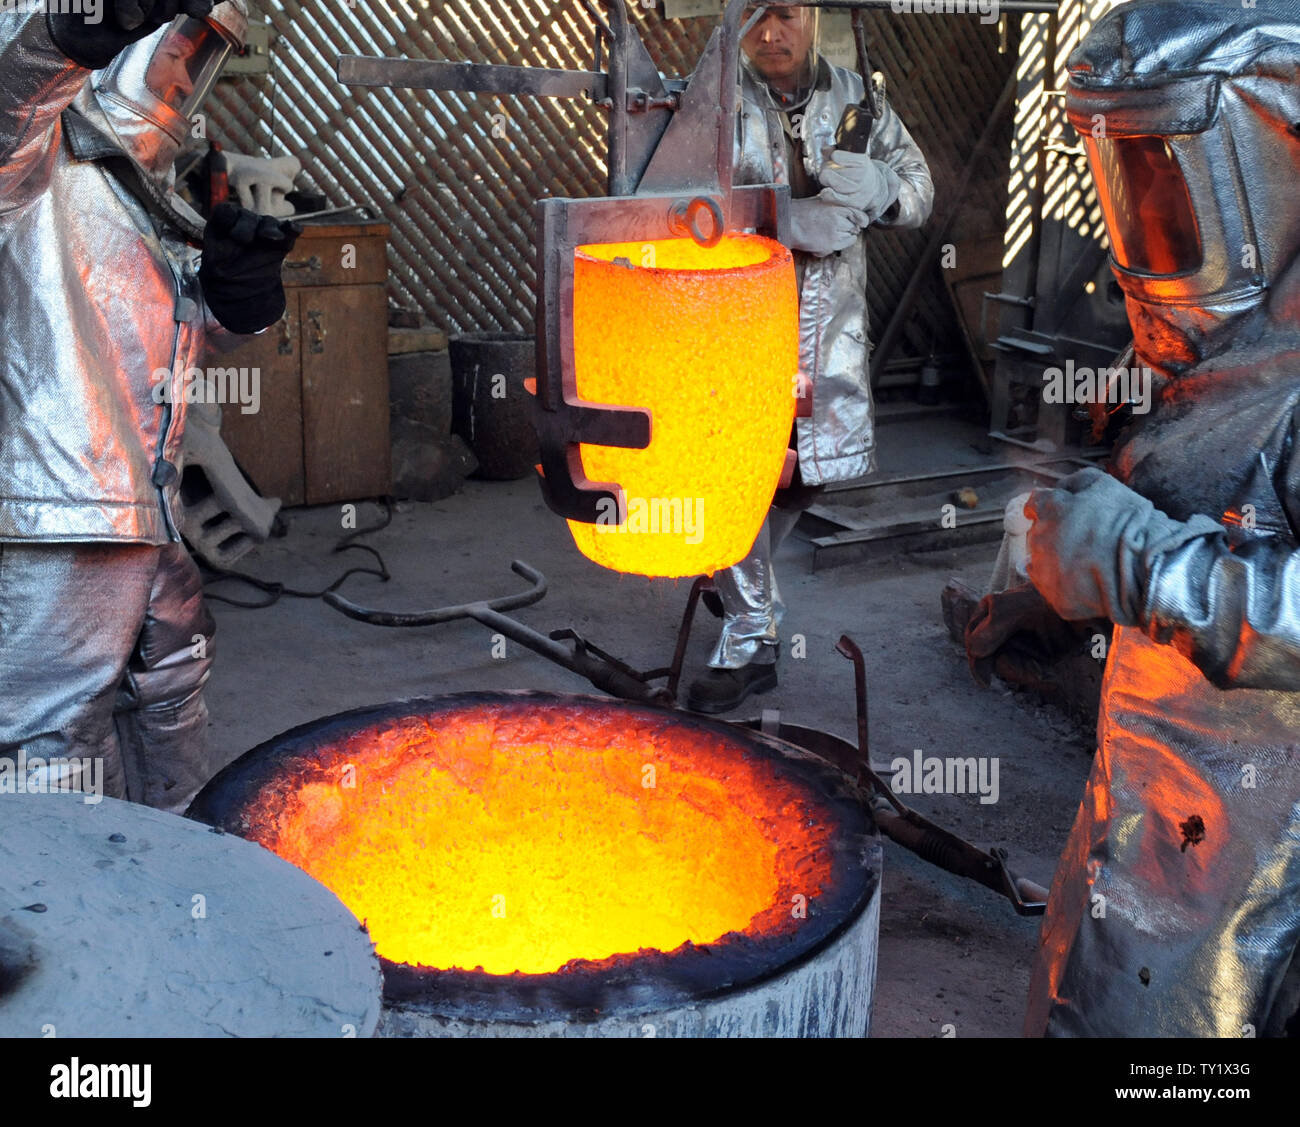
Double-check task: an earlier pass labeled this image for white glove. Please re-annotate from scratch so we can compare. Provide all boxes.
[224,153,302,218]
[788,196,870,257]
[819,150,900,222]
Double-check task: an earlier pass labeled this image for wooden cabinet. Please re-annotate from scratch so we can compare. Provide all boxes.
[213,221,391,506]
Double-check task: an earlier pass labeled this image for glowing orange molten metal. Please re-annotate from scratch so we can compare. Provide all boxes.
[241,702,834,975]
[567,235,798,578]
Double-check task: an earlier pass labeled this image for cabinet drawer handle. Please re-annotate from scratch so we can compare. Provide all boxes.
[307,309,327,354]
[278,311,295,356]
[285,255,323,271]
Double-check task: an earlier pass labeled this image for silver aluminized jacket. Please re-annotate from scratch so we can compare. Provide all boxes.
[0,10,224,545]
[734,56,933,485]
[707,57,932,670]
[1026,0,1300,1037]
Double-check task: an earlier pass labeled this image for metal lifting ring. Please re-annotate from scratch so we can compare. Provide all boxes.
[670,196,724,248]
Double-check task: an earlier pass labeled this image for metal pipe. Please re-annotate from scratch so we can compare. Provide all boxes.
[717,0,750,194]
[607,0,630,194]
[285,203,374,222]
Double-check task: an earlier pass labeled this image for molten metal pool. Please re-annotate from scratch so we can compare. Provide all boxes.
[189,693,881,1037]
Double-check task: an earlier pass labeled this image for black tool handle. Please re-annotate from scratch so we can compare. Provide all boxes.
[834,103,875,155]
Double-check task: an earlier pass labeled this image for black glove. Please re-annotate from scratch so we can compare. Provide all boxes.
[48,0,216,70]
[964,583,1094,691]
[200,203,303,335]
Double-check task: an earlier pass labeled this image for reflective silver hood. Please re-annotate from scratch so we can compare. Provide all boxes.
[1065,0,1300,377]
[89,1,247,180]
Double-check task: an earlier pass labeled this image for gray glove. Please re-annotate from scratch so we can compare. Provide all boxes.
[1025,467,1224,624]
[788,196,869,257]
[819,150,901,222]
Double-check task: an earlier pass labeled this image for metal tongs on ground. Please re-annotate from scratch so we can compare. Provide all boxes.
[323,559,681,705]
[834,635,1049,916]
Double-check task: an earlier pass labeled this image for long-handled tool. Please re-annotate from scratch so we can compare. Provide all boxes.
[836,634,1049,915]
[324,558,1050,916]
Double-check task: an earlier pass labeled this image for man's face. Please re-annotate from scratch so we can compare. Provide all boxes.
[741,5,816,89]
[145,27,201,111]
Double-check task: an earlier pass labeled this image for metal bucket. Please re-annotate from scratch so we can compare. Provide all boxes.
[447,333,539,481]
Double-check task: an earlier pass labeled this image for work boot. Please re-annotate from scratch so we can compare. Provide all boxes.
[685,661,778,714]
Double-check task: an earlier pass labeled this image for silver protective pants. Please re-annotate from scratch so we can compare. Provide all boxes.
[708,503,808,669]
[0,541,215,813]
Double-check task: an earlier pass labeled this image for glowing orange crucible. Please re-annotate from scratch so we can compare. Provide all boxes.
[565,234,799,578]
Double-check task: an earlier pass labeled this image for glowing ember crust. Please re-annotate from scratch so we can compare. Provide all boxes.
[236,700,835,976]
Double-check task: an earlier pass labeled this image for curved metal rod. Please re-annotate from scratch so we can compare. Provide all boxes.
[835,634,1047,915]
[850,7,881,119]
[835,633,906,813]
[322,560,547,628]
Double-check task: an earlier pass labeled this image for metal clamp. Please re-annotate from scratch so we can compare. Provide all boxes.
[628,89,682,114]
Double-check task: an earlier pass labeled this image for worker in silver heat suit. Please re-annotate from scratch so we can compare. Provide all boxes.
[1014,0,1300,1036]
[687,4,932,713]
[0,1,300,812]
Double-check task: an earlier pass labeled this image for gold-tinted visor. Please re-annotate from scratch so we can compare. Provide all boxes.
[1087,134,1204,276]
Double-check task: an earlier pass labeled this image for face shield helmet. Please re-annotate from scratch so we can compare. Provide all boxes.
[1084,133,1203,280]
[739,4,822,110]
[1064,0,1300,375]
[91,1,248,177]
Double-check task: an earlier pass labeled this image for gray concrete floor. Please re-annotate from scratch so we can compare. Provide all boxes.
[203,412,1094,1037]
